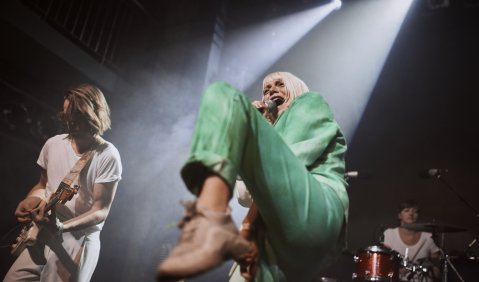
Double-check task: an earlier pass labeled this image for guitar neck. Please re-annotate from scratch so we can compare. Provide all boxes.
[42,181,70,212]
[43,196,60,212]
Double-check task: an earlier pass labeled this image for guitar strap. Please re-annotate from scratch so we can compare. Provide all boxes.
[58,137,105,189]
[59,150,94,188]
[55,137,104,193]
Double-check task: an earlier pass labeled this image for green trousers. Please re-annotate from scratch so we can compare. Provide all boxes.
[181,82,346,281]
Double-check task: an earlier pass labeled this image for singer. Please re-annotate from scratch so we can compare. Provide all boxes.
[157,72,349,281]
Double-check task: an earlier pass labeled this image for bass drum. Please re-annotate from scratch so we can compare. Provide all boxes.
[352,245,400,282]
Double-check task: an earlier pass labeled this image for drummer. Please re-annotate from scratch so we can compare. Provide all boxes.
[383,200,441,281]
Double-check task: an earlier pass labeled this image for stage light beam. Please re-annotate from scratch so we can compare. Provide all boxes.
[214,0,342,90]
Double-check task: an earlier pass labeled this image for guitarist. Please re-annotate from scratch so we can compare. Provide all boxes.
[4,84,122,282]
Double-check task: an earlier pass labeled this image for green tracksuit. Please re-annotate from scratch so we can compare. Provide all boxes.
[181,82,349,281]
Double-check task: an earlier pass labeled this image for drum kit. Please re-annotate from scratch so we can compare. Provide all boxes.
[313,172,479,281]
[352,222,477,282]
[350,171,479,282]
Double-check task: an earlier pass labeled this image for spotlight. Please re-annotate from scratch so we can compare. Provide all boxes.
[332,0,342,10]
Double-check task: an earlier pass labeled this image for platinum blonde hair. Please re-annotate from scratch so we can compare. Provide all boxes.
[262,72,309,99]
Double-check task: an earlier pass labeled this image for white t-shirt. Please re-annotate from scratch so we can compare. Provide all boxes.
[384,227,440,281]
[384,227,440,263]
[37,134,122,231]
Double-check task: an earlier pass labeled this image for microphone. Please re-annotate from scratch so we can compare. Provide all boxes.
[344,171,359,179]
[258,100,278,115]
[419,168,448,178]
[344,171,372,180]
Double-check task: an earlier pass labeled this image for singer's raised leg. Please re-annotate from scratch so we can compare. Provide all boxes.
[176,82,346,280]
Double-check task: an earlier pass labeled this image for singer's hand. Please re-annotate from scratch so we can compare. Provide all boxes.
[252,100,277,124]
[252,100,266,112]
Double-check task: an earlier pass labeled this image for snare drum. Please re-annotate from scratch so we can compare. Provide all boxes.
[352,245,400,281]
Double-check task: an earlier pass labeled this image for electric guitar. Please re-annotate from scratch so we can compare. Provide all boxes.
[11,182,79,256]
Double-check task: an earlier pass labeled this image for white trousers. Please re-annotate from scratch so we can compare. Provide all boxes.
[3,228,100,282]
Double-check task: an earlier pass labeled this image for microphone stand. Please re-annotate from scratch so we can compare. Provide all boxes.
[434,173,479,218]
[432,173,475,282]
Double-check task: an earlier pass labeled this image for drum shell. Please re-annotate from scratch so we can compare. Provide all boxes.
[353,245,400,282]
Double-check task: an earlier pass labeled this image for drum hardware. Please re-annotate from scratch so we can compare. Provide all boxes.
[441,252,465,282]
[400,222,469,282]
[466,236,477,251]
[392,249,433,281]
[428,171,479,281]
[401,258,432,281]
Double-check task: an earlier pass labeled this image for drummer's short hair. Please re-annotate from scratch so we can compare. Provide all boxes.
[397,200,420,213]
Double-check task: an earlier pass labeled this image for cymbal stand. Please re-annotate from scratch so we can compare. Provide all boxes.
[441,251,464,282]
[432,233,465,282]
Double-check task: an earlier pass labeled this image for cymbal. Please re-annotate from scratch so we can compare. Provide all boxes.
[402,222,467,233]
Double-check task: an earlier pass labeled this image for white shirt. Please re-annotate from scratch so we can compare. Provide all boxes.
[384,227,440,281]
[37,134,122,231]
[384,228,440,263]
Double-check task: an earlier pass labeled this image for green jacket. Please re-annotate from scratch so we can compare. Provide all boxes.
[274,91,349,219]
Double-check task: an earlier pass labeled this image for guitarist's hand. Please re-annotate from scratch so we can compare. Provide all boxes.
[30,201,49,224]
[237,227,259,282]
[15,196,45,223]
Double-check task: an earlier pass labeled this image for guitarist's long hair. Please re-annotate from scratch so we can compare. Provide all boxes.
[59,84,111,136]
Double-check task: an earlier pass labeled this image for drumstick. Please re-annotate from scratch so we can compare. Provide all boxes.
[410,239,426,262]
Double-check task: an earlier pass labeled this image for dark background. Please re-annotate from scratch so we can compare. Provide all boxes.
[1,0,478,281]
